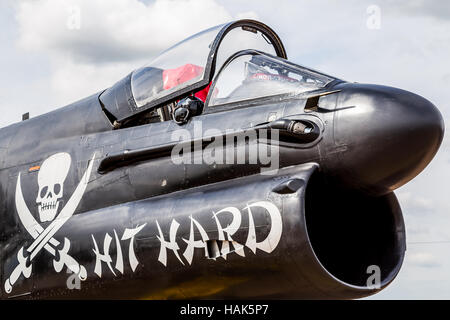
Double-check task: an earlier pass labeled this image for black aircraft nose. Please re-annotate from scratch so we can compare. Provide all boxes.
[330,83,444,195]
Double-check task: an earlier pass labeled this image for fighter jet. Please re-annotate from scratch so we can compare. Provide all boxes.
[0,19,444,299]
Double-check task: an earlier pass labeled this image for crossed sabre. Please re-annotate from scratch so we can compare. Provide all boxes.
[5,155,95,294]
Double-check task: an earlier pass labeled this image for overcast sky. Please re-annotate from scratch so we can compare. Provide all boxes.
[1,0,450,299]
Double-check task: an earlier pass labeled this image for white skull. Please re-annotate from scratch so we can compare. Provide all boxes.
[36,153,71,222]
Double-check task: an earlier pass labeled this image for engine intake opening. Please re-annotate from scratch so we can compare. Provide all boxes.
[305,172,405,287]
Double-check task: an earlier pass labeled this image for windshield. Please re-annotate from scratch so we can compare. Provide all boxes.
[131,24,223,108]
[130,20,286,110]
[208,53,335,107]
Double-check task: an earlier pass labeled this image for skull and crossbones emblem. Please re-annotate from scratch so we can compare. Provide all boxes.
[36,153,71,222]
[5,153,95,294]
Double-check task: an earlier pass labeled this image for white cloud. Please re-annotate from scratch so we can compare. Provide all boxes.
[49,57,138,104]
[15,0,233,63]
[397,192,435,216]
[235,11,259,20]
[408,252,440,268]
[384,0,450,21]
[13,0,251,109]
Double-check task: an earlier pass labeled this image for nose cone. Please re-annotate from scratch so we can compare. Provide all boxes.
[331,83,444,195]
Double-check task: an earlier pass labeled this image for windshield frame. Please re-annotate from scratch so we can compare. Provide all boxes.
[204,49,341,110]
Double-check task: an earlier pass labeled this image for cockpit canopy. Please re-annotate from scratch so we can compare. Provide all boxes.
[131,22,284,109]
[99,19,337,127]
[207,50,335,107]
[100,20,287,123]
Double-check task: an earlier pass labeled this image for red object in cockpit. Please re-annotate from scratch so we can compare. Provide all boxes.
[162,64,210,102]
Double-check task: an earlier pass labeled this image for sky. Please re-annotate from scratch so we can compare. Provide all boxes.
[1,0,450,299]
